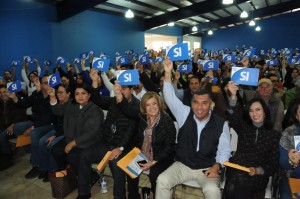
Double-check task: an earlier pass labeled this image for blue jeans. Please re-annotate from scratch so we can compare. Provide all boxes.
[279,177,292,199]
[0,121,33,155]
[38,130,64,172]
[14,121,54,167]
[30,125,54,167]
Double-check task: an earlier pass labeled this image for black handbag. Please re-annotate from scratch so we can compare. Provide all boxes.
[49,167,78,198]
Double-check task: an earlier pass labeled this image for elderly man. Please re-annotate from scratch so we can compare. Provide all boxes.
[155,59,231,199]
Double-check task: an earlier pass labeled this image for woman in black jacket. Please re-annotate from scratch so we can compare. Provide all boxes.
[137,91,176,197]
[223,81,281,199]
[49,83,104,199]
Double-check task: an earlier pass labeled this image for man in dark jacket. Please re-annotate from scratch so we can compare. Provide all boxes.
[0,86,27,170]
[7,76,54,178]
[89,69,141,199]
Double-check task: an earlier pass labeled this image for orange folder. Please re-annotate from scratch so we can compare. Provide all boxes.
[289,178,300,198]
[97,151,112,172]
[117,147,146,179]
[16,135,31,147]
[223,161,250,172]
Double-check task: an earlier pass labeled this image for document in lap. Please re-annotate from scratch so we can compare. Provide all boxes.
[223,161,250,172]
[16,135,31,147]
[117,147,148,178]
[97,151,112,172]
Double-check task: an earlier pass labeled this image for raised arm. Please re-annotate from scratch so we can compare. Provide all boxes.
[162,58,190,127]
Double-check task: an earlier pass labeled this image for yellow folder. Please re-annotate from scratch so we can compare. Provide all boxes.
[97,151,112,172]
[16,135,31,147]
[223,161,250,172]
[117,147,147,179]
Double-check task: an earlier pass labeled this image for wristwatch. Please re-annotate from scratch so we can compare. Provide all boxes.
[119,147,124,151]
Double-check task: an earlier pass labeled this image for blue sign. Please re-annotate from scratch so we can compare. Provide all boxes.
[23,56,32,63]
[283,48,293,56]
[223,54,236,62]
[288,56,300,65]
[48,72,61,88]
[57,57,68,66]
[203,60,219,71]
[7,81,22,93]
[89,50,95,56]
[80,52,89,60]
[236,56,242,61]
[11,61,20,67]
[196,59,202,65]
[139,54,149,65]
[243,48,256,58]
[74,58,80,64]
[167,43,189,61]
[116,69,139,86]
[117,55,130,66]
[92,58,110,72]
[178,62,192,73]
[266,59,278,66]
[155,57,164,63]
[231,67,259,86]
[56,56,63,64]
[44,60,52,66]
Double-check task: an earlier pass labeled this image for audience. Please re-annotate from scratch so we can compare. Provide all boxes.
[2,46,300,199]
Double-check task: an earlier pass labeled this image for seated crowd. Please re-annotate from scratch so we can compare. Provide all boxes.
[0,47,300,199]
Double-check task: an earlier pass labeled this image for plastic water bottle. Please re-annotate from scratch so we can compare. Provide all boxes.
[101,177,108,194]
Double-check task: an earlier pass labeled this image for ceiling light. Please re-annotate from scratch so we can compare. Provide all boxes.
[249,20,255,26]
[125,9,134,18]
[192,26,198,32]
[208,30,213,35]
[240,11,248,18]
[255,26,261,31]
[206,19,210,22]
[168,22,174,26]
[222,0,233,4]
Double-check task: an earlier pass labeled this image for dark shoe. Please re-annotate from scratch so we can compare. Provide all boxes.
[0,154,14,171]
[90,170,99,187]
[38,170,48,179]
[76,193,91,199]
[42,175,49,182]
[25,167,40,179]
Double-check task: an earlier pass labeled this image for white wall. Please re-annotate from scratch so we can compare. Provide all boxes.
[183,35,202,50]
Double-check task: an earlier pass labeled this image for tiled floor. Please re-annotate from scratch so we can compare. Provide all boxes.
[0,148,204,199]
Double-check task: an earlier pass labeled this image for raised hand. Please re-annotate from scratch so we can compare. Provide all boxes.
[113,80,121,95]
[227,81,239,100]
[162,57,173,74]
[90,69,99,81]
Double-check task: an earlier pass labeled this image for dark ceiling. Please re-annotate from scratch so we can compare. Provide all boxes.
[36,0,300,36]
